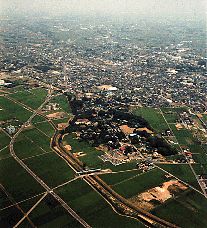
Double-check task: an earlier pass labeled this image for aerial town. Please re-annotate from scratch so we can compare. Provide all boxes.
[0,16,206,112]
[0,1,206,228]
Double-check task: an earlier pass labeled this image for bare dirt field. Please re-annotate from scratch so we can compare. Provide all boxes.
[46,112,67,119]
[57,122,68,130]
[129,180,188,211]
[64,145,72,151]
[119,125,135,135]
[137,127,153,134]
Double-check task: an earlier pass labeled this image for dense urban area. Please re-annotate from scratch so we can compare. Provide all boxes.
[0,13,206,228]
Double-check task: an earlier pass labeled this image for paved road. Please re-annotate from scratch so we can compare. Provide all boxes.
[14,192,48,228]
[9,95,91,228]
[0,184,35,227]
[52,131,179,228]
[159,108,207,198]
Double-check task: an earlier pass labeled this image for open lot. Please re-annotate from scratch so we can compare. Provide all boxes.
[133,107,168,133]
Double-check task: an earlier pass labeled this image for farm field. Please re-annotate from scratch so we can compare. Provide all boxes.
[63,134,104,168]
[31,115,46,124]
[22,128,51,152]
[56,179,145,228]
[0,82,206,227]
[19,194,83,228]
[112,168,166,198]
[133,107,168,133]
[0,157,44,203]
[0,147,11,160]
[34,121,55,138]
[24,152,75,188]
[158,164,200,190]
[161,107,180,123]
[14,133,49,159]
[169,124,195,146]
[152,189,207,228]
[9,87,47,109]
[0,96,32,122]
[0,130,10,150]
[201,114,207,124]
[0,206,24,227]
[51,94,72,113]
[101,169,142,186]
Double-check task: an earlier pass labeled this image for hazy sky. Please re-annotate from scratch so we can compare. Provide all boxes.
[0,0,206,19]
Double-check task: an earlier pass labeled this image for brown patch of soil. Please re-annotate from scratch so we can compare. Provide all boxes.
[119,125,135,135]
[129,180,188,211]
[46,112,66,119]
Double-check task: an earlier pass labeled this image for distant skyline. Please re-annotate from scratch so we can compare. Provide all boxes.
[0,0,206,20]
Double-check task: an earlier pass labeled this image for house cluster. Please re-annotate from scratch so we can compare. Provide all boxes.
[136,159,154,172]
[0,18,206,112]
[44,102,60,112]
[67,94,178,166]
[0,118,22,136]
[179,111,195,128]
[182,147,195,164]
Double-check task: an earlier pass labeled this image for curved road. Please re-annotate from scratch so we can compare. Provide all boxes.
[52,130,179,228]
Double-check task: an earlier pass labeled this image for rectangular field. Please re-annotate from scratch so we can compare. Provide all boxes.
[19,194,82,228]
[152,189,207,228]
[158,164,200,190]
[23,128,51,152]
[112,168,166,198]
[24,152,75,188]
[55,179,144,228]
[14,133,48,159]
[34,121,55,138]
[0,96,31,122]
[0,157,44,203]
[133,107,168,133]
[9,87,47,109]
[0,130,10,150]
